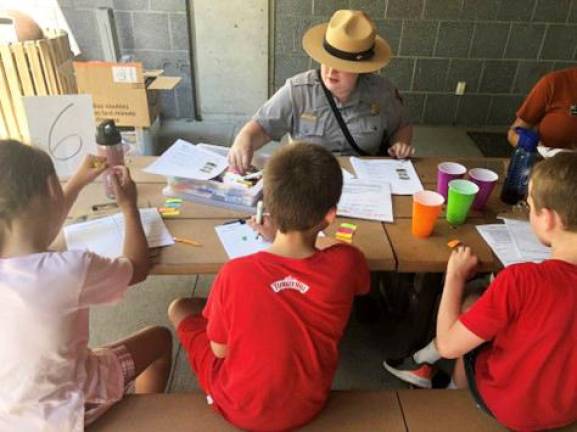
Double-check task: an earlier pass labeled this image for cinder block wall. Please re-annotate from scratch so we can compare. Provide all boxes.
[57,0,193,119]
[274,0,577,126]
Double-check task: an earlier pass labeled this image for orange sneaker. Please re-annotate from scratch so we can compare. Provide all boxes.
[383,358,433,388]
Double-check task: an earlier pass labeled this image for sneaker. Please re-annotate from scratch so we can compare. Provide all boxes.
[383,357,433,388]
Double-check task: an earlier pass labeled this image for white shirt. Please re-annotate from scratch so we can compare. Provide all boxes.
[0,250,132,432]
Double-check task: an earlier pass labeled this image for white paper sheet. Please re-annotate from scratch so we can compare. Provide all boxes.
[341,168,355,181]
[215,221,271,259]
[337,180,394,222]
[501,218,550,263]
[143,140,229,180]
[64,208,174,259]
[23,95,96,180]
[350,158,423,195]
[476,224,524,267]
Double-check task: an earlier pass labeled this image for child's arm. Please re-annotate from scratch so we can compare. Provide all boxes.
[436,247,486,359]
[210,341,228,358]
[62,155,108,217]
[111,167,150,285]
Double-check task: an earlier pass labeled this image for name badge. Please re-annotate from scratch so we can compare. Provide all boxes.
[300,112,317,121]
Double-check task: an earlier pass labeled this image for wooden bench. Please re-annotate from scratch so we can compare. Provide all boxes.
[88,390,577,431]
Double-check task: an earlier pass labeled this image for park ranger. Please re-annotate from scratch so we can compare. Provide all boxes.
[228,9,414,173]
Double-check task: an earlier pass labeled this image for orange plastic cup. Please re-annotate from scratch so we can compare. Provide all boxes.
[412,190,445,238]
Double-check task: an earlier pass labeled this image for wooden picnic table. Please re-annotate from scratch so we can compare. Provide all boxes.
[65,155,510,275]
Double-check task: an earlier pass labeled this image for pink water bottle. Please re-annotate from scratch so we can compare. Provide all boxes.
[96,119,124,199]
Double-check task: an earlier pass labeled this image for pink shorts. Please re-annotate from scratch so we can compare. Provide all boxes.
[84,344,136,425]
[176,314,218,397]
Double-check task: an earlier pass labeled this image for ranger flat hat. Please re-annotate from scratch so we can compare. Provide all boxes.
[302,10,392,73]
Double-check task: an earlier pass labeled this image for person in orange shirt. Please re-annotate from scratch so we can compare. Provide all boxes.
[508,67,577,150]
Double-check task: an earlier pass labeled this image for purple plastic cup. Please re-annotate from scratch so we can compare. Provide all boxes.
[437,162,467,200]
[468,168,499,210]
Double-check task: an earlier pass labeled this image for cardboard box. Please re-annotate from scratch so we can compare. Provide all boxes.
[73,61,181,127]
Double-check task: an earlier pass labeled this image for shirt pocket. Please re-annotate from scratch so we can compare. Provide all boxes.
[295,112,325,139]
[348,114,386,155]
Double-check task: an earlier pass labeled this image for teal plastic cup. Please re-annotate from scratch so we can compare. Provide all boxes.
[446,179,479,225]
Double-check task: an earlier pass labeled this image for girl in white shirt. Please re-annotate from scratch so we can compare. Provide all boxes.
[0,140,172,431]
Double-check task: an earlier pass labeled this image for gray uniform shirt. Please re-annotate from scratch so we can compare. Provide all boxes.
[253,69,409,155]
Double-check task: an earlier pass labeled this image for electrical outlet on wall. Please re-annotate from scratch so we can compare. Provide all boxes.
[455,81,466,96]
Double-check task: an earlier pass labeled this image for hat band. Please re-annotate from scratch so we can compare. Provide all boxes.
[323,39,375,62]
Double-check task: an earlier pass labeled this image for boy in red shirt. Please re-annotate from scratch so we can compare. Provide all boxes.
[385,153,577,431]
[168,142,370,431]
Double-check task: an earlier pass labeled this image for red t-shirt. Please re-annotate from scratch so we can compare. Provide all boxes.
[202,244,370,431]
[460,260,577,431]
[516,68,577,149]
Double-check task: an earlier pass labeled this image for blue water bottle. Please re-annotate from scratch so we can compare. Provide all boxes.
[500,128,540,205]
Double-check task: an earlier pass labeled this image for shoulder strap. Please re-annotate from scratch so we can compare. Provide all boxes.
[316,69,370,157]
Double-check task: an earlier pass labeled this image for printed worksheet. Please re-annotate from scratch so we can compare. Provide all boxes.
[501,218,550,263]
[64,208,174,258]
[337,180,393,222]
[215,220,271,259]
[350,158,423,195]
[143,139,228,180]
[476,224,524,267]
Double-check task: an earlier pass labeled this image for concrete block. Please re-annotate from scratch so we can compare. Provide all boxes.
[381,57,414,91]
[374,19,402,56]
[74,0,113,7]
[160,90,178,119]
[170,13,190,51]
[497,0,536,21]
[455,95,492,126]
[276,0,312,15]
[532,0,571,22]
[469,22,509,59]
[486,95,524,125]
[113,0,148,10]
[570,0,577,22]
[312,0,348,16]
[399,20,438,57]
[386,0,424,18]
[512,61,553,94]
[60,8,103,60]
[349,0,387,18]
[402,93,426,124]
[133,12,171,50]
[435,22,473,58]
[274,55,309,89]
[540,25,577,60]
[274,16,297,54]
[424,0,463,19]
[479,60,518,93]
[554,61,577,70]
[505,24,546,59]
[413,59,449,92]
[124,49,190,75]
[150,0,186,12]
[176,84,194,119]
[445,59,483,93]
[460,0,499,20]
[115,11,134,51]
[423,94,458,125]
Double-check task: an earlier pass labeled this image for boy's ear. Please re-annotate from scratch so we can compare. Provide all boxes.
[46,175,63,201]
[324,207,337,225]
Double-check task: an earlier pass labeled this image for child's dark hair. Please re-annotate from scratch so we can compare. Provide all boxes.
[0,140,56,222]
[264,142,343,233]
[530,152,577,232]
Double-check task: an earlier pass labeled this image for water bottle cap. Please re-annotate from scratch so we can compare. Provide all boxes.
[96,119,122,146]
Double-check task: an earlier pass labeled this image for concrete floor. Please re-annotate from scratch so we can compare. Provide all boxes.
[89,123,506,393]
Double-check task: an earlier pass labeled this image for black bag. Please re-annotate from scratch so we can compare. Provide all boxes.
[317,69,389,156]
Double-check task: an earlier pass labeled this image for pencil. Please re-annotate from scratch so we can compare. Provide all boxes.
[173,237,202,247]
